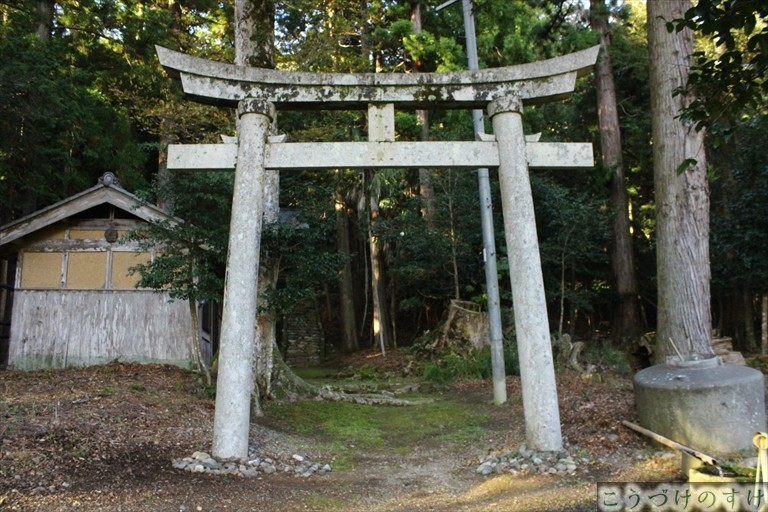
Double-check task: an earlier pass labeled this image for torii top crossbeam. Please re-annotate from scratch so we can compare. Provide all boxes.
[156,45,598,110]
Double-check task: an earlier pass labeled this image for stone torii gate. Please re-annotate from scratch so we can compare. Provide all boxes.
[156,45,599,459]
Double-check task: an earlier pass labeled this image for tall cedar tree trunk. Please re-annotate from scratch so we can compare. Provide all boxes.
[20,0,55,217]
[365,28,393,351]
[156,0,184,211]
[648,0,714,360]
[336,177,359,352]
[743,288,756,352]
[367,170,394,351]
[410,1,437,229]
[762,295,768,355]
[188,298,212,385]
[234,0,277,416]
[589,0,644,342]
[35,1,53,41]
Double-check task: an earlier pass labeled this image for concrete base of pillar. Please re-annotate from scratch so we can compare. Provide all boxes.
[634,356,765,464]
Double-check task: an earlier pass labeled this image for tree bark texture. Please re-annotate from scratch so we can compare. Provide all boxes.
[648,0,713,360]
[235,0,275,69]
[417,113,437,229]
[762,295,767,355]
[252,263,278,417]
[743,289,756,352]
[188,298,211,385]
[336,180,359,352]
[367,170,393,352]
[410,2,437,229]
[35,1,53,42]
[590,0,643,342]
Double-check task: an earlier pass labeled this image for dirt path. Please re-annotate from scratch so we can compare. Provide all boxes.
[0,362,682,511]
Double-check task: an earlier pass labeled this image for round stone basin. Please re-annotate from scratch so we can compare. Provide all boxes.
[634,356,765,458]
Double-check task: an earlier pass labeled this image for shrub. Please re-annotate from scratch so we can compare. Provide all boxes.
[422,338,520,384]
[474,340,520,378]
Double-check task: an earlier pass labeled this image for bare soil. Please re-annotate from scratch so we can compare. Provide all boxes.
[0,354,684,511]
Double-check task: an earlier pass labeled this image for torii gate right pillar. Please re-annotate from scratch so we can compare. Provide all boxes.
[490,97,563,451]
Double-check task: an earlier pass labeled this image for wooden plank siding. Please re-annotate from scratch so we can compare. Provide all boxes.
[9,290,193,370]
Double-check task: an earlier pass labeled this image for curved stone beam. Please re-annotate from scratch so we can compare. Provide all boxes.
[156,45,599,110]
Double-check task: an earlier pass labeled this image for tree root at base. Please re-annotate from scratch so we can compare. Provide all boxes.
[255,341,431,407]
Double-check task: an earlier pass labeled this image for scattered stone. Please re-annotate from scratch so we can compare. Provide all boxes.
[475,444,592,478]
[172,448,331,479]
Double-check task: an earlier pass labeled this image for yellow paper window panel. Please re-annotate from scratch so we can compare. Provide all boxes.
[111,252,151,289]
[20,252,63,289]
[66,252,107,289]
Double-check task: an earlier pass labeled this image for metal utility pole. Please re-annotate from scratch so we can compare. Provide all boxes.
[436,0,507,404]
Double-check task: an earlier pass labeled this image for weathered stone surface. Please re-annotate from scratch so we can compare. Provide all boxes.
[168,141,593,171]
[172,448,332,479]
[492,103,562,452]
[476,444,590,477]
[157,45,599,110]
[634,357,766,457]
[211,107,271,460]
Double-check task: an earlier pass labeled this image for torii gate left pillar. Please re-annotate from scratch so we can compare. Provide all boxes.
[212,99,274,458]
[156,44,598,458]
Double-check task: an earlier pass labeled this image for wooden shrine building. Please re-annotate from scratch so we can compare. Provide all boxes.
[0,173,217,370]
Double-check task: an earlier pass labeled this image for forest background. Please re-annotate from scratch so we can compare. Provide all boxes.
[1,0,767,364]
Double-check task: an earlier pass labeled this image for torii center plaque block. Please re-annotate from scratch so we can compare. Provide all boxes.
[156,45,599,459]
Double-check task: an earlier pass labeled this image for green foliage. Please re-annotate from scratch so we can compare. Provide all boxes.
[531,174,611,317]
[474,342,520,379]
[402,29,466,72]
[265,171,352,316]
[196,379,217,401]
[352,365,379,381]
[423,354,475,385]
[422,340,519,385]
[99,386,117,396]
[583,340,631,374]
[126,171,232,302]
[672,1,768,142]
[0,0,684,346]
[128,167,349,316]
[0,29,147,222]
[0,0,234,225]
[376,167,488,329]
[710,115,768,294]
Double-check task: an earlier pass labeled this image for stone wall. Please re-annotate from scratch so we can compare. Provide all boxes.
[281,300,323,368]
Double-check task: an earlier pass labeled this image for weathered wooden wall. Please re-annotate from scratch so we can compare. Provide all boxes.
[9,290,193,370]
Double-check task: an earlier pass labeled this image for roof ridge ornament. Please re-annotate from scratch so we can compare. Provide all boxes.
[99,172,120,188]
